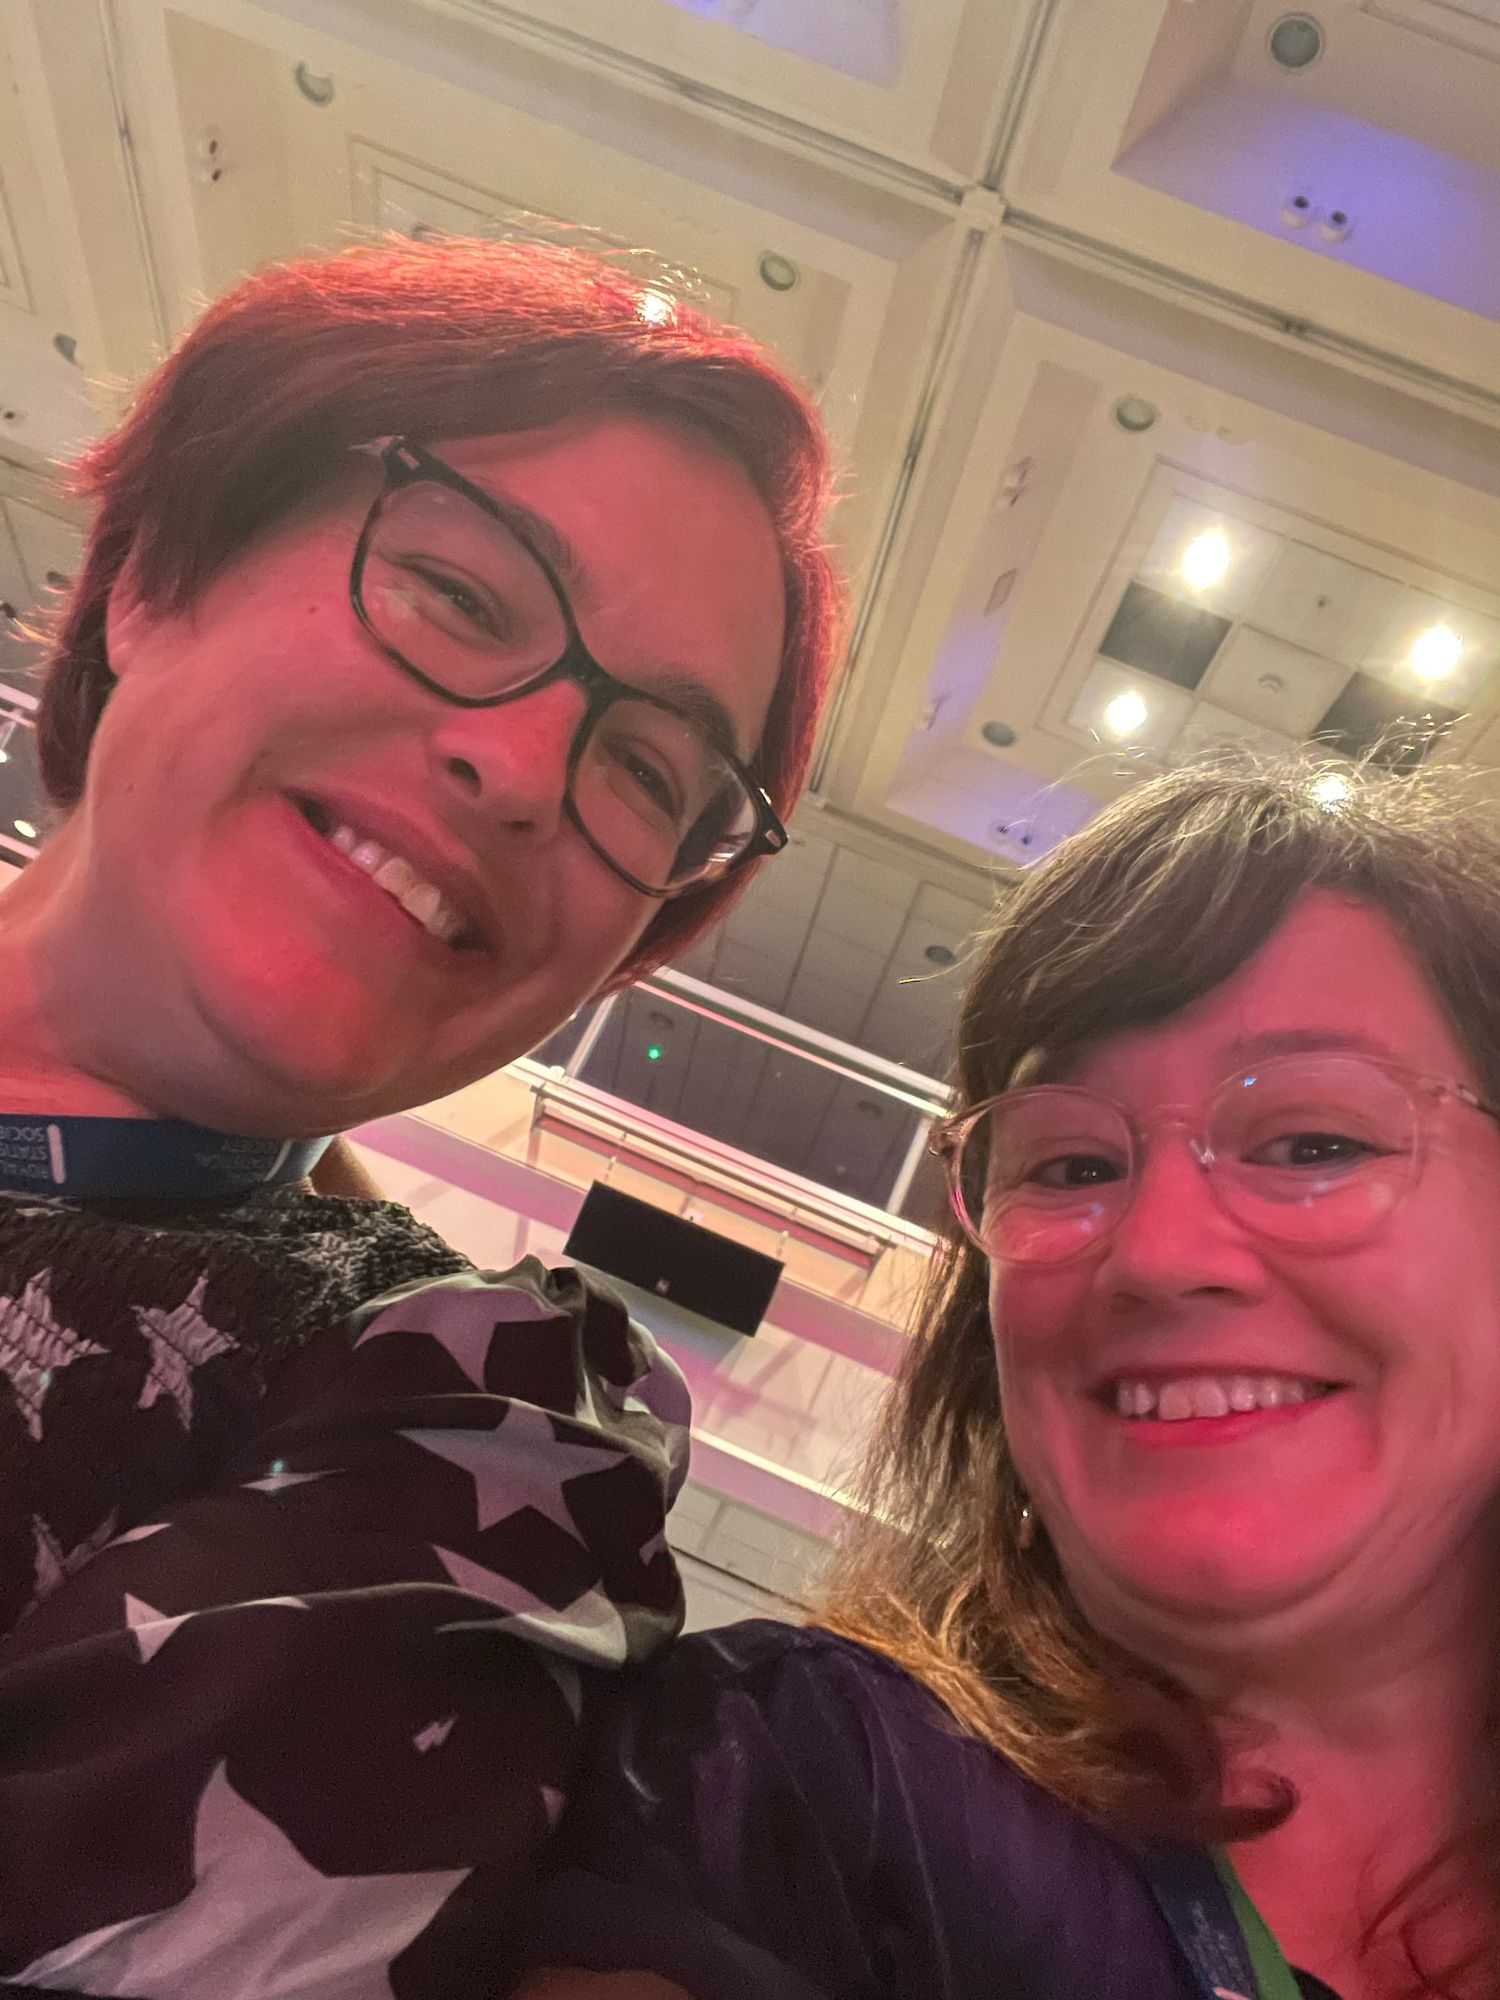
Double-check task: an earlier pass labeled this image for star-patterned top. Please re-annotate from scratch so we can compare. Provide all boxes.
[0,1188,690,1996]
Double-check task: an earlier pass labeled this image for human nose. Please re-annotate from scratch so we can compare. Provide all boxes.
[424,679,584,841]
[1092,1125,1269,1311]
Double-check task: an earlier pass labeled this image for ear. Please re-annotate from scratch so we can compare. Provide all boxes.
[102,550,161,682]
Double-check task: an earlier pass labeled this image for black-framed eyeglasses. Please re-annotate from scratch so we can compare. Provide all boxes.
[350,438,788,898]
[931,1051,1500,1267]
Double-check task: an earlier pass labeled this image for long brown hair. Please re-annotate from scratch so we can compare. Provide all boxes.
[820,755,1500,1993]
[35,235,844,984]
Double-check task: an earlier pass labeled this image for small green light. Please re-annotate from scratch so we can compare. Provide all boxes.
[647,1044,664,1061]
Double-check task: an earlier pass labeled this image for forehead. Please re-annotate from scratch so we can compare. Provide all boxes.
[1063,890,1474,1095]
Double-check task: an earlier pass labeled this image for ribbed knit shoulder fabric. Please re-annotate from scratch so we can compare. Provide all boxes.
[0,1185,469,1628]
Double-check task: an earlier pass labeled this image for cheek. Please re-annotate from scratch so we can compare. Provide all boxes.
[987,1268,1089,1453]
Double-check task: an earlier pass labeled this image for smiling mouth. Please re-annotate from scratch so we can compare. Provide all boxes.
[1100,1374,1344,1422]
[290,795,487,953]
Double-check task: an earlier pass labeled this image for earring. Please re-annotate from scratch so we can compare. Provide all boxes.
[1017,1502,1036,1551]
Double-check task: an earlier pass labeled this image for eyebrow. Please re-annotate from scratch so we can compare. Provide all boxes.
[1029,1024,1405,1092]
[631,669,747,761]
[481,491,592,602]
[1219,1027,1406,1066]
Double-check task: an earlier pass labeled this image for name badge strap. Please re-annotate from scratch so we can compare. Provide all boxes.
[0,1115,331,1200]
[1133,1842,1265,2000]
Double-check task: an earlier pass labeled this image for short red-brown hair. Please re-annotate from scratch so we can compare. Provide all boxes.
[38,236,843,982]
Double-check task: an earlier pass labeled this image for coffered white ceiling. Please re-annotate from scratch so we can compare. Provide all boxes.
[4,0,1500,1074]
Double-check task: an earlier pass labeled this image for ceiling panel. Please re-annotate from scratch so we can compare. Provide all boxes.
[1201,628,1352,738]
[107,0,976,598]
[1245,545,1405,667]
[396,0,1027,180]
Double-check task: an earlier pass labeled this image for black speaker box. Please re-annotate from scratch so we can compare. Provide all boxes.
[564,1182,783,1336]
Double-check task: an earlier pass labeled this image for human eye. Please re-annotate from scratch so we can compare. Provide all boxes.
[1244,1127,1388,1171]
[1027,1151,1127,1191]
[397,559,513,645]
[603,732,688,823]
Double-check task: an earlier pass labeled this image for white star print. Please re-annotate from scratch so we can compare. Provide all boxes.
[400,1406,625,1534]
[0,1270,107,1441]
[30,1509,118,1606]
[432,1544,630,1665]
[354,1280,566,1390]
[30,1514,65,1600]
[124,1593,190,1665]
[11,1762,470,1998]
[242,1469,330,1495]
[132,1275,236,1429]
[412,1716,456,1754]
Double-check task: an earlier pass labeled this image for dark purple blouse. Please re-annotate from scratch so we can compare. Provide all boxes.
[529,1619,1343,2000]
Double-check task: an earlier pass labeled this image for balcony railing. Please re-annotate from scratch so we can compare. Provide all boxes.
[532,965,954,1240]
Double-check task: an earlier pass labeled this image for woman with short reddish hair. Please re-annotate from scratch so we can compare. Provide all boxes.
[0,235,839,1993]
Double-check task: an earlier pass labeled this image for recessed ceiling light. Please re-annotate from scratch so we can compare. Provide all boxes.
[981,719,1018,748]
[1268,13,1324,70]
[1179,528,1234,594]
[1103,689,1151,739]
[1114,396,1159,433]
[1407,622,1464,685]
[923,943,957,967]
[13,819,37,840]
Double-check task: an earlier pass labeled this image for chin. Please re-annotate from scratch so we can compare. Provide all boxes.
[1059,1496,1361,1632]
[167,987,430,1136]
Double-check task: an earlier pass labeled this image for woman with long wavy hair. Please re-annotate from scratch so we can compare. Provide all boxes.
[524,757,1500,2000]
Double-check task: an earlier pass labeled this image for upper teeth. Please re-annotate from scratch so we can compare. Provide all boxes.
[325,821,469,945]
[1112,1376,1328,1421]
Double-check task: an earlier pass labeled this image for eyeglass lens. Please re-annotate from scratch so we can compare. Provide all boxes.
[956,1054,1419,1264]
[359,479,759,892]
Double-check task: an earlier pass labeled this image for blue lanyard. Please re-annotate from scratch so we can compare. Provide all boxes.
[1134,1842,1274,2000]
[0,1113,331,1200]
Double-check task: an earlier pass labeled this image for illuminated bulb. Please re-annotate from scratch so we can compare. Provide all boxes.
[13,818,36,839]
[1103,689,1150,739]
[635,288,676,328]
[1407,622,1464,685]
[1179,527,1233,594]
[1310,771,1351,811]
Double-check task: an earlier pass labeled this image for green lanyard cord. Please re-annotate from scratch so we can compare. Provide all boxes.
[1214,1853,1308,2000]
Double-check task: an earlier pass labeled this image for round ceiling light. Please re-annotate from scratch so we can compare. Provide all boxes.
[981,719,1018,748]
[923,943,957,967]
[1103,689,1150,739]
[1408,622,1464,685]
[293,61,336,106]
[758,252,800,293]
[1268,14,1324,70]
[1113,395,1159,433]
